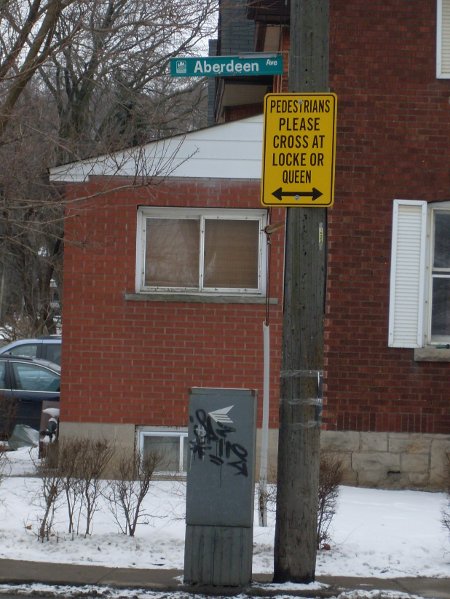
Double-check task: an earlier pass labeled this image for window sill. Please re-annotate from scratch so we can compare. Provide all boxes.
[414,346,450,362]
[125,292,278,305]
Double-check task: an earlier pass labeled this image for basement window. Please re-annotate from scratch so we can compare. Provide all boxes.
[138,428,188,473]
[136,207,267,296]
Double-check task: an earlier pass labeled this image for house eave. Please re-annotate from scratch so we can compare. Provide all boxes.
[49,116,264,183]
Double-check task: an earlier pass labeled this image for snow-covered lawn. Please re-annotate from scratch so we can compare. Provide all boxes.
[0,446,448,583]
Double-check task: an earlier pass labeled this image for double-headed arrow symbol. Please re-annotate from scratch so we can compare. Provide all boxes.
[272,187,323,202]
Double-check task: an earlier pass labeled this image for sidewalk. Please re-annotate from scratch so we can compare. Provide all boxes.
[0,560,448,598]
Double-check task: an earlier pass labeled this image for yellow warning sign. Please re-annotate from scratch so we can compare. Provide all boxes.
[261,93,337,207]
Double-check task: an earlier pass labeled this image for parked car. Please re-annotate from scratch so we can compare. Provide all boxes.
[0,355,60,438]
[0,336,61,365]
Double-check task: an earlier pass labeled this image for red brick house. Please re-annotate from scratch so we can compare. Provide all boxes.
[50,117,285,474]
[51,0,450,488]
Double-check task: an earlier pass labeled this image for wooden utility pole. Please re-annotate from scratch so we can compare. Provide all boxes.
[273,0,329,583]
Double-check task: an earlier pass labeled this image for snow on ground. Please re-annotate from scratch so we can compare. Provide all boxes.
[0,447,449,598]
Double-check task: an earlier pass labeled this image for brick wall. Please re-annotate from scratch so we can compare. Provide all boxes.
[61,178,284,431]
[60,0,450,485]
[323,0,450,435]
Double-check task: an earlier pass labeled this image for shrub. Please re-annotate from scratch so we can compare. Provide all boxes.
[256,453,343,550]
[441,455,450,538]
[58,437,114,537]
[317,454,343,549]
[0,446,9,484]
[105,451,161,537]
[37,437,114,538]
[35,443,64,542]
[0,394,17,439]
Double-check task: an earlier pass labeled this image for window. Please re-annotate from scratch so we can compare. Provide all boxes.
[136,208,267,295]
[11,362,60,392]
[8,344,38,359]
[437,0,450,78]
[45,344,61,365]
[431,209,450,340]
[138,428,188,473]
[389,200,450,348]
[0,362,6,389]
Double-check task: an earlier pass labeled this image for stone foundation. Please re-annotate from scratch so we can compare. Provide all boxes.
[58,423,450,490]
[58,422,136,478]
[321,431,450,490]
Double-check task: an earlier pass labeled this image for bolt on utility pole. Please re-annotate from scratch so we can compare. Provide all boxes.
[273,0,329,584]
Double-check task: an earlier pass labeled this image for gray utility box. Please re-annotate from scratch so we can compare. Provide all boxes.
[184,387,257,587]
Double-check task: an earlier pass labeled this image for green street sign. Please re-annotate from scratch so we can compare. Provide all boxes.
[170,54,283,77]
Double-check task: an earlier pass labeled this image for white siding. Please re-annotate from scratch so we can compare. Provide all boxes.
[437,0,450,77]
[49,116,263,183]
[388,200,427,348]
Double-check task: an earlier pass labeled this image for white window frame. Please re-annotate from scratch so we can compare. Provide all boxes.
[137,427,188,473]
[426,201,450,344]
[389,199,450,348]
[437,0,450,78]
[136,207,267,296]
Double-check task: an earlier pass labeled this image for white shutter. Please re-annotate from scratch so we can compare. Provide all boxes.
[388,200,427,348]
[437,0,450,78]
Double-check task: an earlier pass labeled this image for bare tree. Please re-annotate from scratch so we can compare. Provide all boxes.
[0,0,83,140]
[38,0,217,159]
[0,0,218,333]
[0,85,63,333]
